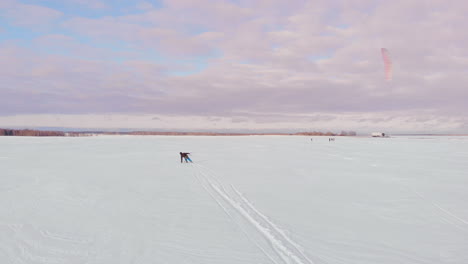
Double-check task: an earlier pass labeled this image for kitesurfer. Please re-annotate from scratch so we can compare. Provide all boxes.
[180,152,192,163]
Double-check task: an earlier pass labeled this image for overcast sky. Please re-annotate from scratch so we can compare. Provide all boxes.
[1,0,467,133]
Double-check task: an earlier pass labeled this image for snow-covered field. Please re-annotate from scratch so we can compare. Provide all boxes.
[1,135,467,264]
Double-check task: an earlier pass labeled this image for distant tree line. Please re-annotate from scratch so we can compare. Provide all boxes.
[0,128,65,136]
[295,131,356,136]
[339,131,357,136]
[113,131,358,136]
[0,128,357,137]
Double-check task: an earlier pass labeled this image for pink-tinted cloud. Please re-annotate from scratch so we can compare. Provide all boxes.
[69,0,107,9]
[3,3,63,27]
[33,0,107,9]
[0,0,16,8]
[1,111,466,134]
[1,0,468,133]
[136,1,154,10]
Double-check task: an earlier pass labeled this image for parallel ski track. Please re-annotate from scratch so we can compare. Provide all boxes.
[191,163,315,264]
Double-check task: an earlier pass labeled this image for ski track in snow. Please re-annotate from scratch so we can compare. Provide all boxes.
[191,168,280,264]
[381,176,468,232]
[191,163,315,264]
[232,186,316,264]
[411,189,468,231]
[330,145,468,233]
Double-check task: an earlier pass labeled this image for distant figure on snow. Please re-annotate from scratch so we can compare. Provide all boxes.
[180,152,192,163]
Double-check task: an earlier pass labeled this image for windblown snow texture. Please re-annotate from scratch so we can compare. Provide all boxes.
[1,135,467,263]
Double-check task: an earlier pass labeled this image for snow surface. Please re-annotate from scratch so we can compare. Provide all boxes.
[1,135,468,264]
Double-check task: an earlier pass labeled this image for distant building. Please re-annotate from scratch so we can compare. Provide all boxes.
[371,132,386,137]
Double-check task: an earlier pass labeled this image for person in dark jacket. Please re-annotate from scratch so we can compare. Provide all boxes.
[180,152,192,163]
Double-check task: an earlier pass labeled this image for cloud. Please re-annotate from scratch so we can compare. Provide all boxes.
[62,16,220,57]
[1,112,466,134]
[0,0,16,8]
[0,43,168,115]
[34,0,107,9]
[69,0,107,9]
[1,0,468,132]
[136,1,154,10]
[32,34,137,60]
[2,3,63,27]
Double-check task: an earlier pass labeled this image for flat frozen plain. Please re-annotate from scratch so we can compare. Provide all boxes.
[1,135,467,264]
